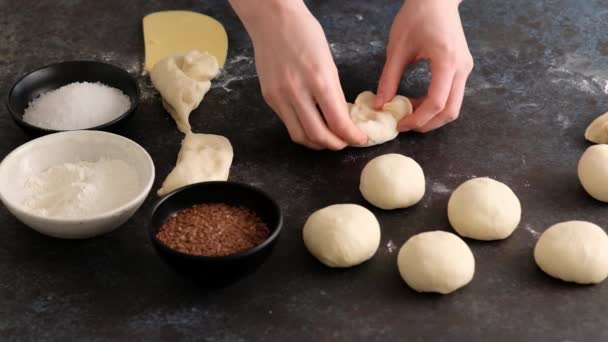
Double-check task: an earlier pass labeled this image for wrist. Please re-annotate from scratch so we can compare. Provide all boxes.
[229,0,307,36]
[405,0,462,7]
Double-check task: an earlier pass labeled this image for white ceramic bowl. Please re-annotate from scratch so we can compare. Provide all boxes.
[0,130,155,239]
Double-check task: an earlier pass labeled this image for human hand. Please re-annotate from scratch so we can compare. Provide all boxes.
[229,0,367,150]
[375,0,474,133]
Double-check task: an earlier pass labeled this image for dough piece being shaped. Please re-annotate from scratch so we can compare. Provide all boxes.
[359,153,425,209]
[448,177,521,240]
[143,10,228,71]
[157,133,233,196]
[348,91,412,147]
[585,112,608,144]
[397,231,475,294]
[303,204,380,268]
[534,221,608,284]
[578,144,608,202]
[150,50,220,133]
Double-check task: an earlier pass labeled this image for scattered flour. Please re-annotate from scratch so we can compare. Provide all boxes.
[212,55,257,92]
[524,224,541,238]
[23,158,140,218]
[431,182,450,194]
[213,74,258,92]
[369,40,383,48]
[556,113,572,129]
[386,240,397,253]
[548,54,608,95]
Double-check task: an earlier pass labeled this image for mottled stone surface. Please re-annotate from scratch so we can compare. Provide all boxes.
[1,0,608,340]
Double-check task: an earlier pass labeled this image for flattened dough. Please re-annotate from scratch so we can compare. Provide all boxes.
[150,50,220,134]
[585,112,608,144]
[348,91,412,147]
[143,10,228,71]
[158,133,233,196]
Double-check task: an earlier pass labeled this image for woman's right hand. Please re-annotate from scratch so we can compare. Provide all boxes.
[229,0,367,150]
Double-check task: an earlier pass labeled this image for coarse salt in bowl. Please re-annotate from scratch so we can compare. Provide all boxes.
[7,61,139,135]
[0,130,155,239]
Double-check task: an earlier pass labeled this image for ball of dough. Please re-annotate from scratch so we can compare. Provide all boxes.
[303,204,380,268]
[534,221,608,284]
[585,112,608,144]
[359,154,425,210]
[397,231,475,294]
[448,177,521,240]
[578,144,608,202]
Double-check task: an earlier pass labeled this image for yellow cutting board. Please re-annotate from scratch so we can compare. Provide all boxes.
[143,10,228,71]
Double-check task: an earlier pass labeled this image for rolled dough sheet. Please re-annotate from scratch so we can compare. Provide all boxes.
[143,10,228,71]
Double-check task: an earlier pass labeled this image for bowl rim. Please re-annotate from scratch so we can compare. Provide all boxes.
[149,181,283,261]
[0,130,155,222]
[5,60,141,133]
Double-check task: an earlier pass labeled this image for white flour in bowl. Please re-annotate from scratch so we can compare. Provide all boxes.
[23,158,140,218]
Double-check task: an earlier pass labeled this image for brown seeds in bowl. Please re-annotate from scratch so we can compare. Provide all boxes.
[156,203,270,256]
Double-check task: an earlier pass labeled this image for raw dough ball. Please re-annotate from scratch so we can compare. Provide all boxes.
[448,177,521,240]
[150,50,220,133]
[303,204,380,268]
[578,144,608,202]
[585,112,608,144]
[534,221,608,284]
[397,231,475,294]
[157,133,233,196]
[347,91,412,147]
[359,153,425,209]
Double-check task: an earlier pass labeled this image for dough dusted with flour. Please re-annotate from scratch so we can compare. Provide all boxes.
[348,91,412,147]
[448,177,521,240]
[359,153,425,209]
[397,231,475,294]
[585,112,608,144]
[303,204,380,268]
[150,50,220,133]
[534,221,608,284]
[157,133,233,196]
[578,144,608,202]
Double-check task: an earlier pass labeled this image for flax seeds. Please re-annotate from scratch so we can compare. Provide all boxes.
[156,203,270,256]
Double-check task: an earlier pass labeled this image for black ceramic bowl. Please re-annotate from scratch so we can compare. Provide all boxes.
[149,181,283,287]
[6,61,140,136]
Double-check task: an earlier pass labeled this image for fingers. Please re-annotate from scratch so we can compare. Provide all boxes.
[416,71,468,133]
[374,47,415,109]
[267,99,323,150]
[398,61,455,131]
[314,76,367,146]
[293,92,348,151]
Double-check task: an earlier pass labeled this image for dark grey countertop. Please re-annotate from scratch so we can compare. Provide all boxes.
[2,0,608,340]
